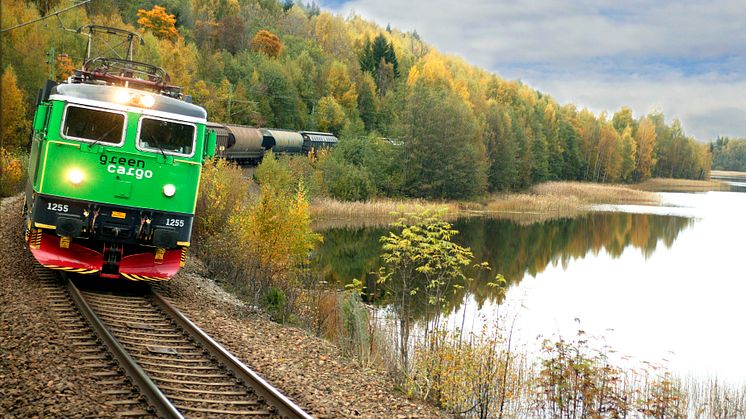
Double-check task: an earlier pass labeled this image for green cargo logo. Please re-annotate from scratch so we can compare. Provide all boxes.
[100,154,153,180]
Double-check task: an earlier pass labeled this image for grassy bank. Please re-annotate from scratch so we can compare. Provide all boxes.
[311,181,660,225]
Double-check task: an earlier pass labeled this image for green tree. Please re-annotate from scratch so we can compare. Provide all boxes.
[359,33,399,94]
[400,82,486,199]
[485,103,517,191]
[376,208,484,371]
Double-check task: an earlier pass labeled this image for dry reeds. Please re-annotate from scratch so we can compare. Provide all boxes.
[711,170,746,179]
[635,178,727,192]
[531,181,660,205]
[310,197,457,222]
[310,181,663,226]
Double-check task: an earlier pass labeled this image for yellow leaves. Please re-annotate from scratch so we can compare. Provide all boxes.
[0,66,31,150]
[406,51,451,88]
[137,5,179,42]
[315,96,347,134]
[313,12,351,57]
[0,147,26,197]
[326,61,358,110]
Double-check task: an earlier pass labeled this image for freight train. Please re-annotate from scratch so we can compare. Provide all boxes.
[23,25,216,281]
[207,123,338,164]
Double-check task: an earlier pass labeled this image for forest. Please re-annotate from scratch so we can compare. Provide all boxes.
[1,0,713,200]
[711,137,746,172]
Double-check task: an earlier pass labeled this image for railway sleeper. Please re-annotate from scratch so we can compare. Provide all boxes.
[157,385,249,396]
[167,395,261,405]
[174,405,273,416]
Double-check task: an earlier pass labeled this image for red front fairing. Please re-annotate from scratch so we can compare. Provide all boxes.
[30,232,181,280]
[119,249,182,281]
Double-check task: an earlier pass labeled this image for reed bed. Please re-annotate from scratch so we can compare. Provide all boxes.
[531,181,660,205]
[310,181,663,226]
[635,178,727,192]
[310,197,458,220]
[711,170,746,179]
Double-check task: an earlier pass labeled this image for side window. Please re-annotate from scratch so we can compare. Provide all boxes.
[138,118,195,156]
[62,106,125,144]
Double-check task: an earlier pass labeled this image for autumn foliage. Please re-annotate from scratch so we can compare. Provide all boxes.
[0,66,31,151]
[137,5,179,42]
[250,30,283,58]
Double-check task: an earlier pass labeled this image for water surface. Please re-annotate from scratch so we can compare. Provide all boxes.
[312,190,746,384]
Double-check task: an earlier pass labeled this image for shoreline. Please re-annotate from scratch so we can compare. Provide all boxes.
[311,179,726,227]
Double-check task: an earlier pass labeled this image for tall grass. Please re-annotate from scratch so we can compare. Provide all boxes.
[354,314,746,418]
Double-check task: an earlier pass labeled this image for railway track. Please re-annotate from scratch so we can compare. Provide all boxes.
[50,271,311,418]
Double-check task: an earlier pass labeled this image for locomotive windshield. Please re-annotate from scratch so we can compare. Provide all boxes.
[62,106,125,145]
[138,117,195,156]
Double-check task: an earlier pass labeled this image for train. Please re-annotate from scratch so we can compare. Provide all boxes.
[23,25,216,281]
[207,123,338,164]
[23,25,336,282]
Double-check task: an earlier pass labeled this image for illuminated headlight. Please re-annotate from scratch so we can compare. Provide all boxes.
[163,184,176,197]
[113,89,131,104]
[67,168,85,185]
[139,94,155,108]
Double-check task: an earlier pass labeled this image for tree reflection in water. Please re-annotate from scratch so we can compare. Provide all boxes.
[311,212,694,321]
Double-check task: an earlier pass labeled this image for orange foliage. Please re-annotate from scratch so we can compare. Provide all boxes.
[55,54,75,81]
[250,30,283,58]
[137,5,179,42]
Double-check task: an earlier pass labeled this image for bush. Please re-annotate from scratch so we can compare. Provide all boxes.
[319,156,376,201]
[194,156,321,323]
[0,148,28,197]
[193,158,251,243]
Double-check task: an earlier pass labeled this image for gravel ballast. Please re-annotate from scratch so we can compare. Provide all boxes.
[0,195,115,416]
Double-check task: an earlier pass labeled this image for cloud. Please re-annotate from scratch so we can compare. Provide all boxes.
[322,0,746,139]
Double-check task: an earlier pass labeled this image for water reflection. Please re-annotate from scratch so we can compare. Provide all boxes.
[312,212,694,317]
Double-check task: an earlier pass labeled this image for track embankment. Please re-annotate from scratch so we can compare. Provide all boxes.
[1,193,439,418]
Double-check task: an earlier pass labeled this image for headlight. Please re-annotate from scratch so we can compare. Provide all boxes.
[113,89,131,104]
[139,94,155,108]
[163,184,176,197]
[67,168,85,185]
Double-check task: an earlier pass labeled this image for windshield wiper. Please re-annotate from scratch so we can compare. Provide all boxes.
[145,135,167,159]
[88,126,117,149]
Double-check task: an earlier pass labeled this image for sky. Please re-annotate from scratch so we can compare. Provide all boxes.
[320,0,746,141]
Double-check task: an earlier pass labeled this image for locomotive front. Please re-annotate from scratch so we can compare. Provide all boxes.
[25,82,216,280]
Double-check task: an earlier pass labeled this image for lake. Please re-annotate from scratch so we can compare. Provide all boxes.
[311,186,746,385]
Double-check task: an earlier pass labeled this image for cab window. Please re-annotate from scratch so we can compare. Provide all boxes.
[62,106,125,144]
[138,117,195,156]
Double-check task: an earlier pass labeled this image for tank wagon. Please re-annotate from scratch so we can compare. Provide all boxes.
[210,123,338,164]
[24,25,217,281]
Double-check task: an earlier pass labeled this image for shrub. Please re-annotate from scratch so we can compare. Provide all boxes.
[319,156,376,201]
[194,156,321,323]
[0,148,28,197]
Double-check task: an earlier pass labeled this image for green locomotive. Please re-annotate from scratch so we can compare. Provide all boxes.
[24,26,216,281]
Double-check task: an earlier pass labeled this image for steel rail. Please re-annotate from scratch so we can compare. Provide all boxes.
[63,275,184,419]
[152,292,313,419]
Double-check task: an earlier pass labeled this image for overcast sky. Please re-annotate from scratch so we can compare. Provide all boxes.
[321,0,746,141]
